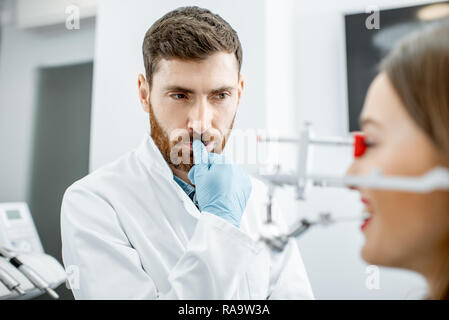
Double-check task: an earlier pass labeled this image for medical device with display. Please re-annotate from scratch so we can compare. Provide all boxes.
[0,203,44,254]
[0,203,66,299]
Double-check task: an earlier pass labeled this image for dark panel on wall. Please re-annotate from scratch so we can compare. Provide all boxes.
[345,1,449,131]
[29,61,93,300]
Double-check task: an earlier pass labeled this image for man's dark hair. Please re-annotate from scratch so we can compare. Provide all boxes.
[142,6,243,88]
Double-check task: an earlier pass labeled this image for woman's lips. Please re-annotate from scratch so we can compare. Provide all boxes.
[361,217,372,231]
[361,197,370,205]
[361,197,373,231]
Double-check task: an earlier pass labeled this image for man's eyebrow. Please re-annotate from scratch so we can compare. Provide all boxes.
[163,86,236,94]
[210,86,236,94]
[163,86,195,93]
[359,117,382,129]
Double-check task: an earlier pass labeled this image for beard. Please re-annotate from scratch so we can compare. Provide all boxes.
[149,104,235,173]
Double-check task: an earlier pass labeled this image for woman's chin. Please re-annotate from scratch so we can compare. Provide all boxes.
[360,244,376,265]
[361,239,399,268]
[360,237,384,266]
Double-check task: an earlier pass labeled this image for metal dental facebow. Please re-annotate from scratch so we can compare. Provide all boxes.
[256,123,449,251]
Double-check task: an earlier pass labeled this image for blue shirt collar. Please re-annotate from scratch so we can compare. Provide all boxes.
[173,174,196,201]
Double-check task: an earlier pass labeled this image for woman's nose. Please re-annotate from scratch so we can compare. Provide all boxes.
[345,160,359,191]
[346,160,356,176]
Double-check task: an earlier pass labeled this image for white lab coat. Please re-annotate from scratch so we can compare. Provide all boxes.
[60,130,314,300]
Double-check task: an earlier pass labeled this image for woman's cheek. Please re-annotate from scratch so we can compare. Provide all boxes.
[365,189,434,268]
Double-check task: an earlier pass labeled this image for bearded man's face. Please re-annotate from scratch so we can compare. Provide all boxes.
[144,52,244,172]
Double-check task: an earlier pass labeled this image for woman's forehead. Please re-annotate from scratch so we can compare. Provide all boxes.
[361,73,409,130]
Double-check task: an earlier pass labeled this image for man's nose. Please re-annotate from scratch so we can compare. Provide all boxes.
[187,98,212,134]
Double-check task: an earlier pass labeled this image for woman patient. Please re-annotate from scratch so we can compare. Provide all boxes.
[346,22,449,299]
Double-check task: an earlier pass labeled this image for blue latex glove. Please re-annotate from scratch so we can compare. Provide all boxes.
[188,139,252,228]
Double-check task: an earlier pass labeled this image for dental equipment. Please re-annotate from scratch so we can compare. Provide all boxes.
[256,123,449,251]
[0,265,26,296]
[0,247,59,299]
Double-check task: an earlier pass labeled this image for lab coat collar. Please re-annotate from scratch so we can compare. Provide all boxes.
[135,128,201,219]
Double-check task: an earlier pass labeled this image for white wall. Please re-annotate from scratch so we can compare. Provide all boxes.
[90,0,440,298]
[0,18,96,202]
[16,0,97,28]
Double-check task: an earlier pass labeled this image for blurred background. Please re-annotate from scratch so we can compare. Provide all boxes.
[0,0,448,299]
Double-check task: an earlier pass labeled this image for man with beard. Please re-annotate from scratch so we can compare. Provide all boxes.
[61,6,313,300]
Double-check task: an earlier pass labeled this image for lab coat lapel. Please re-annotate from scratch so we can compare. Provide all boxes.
[136,130,201,221]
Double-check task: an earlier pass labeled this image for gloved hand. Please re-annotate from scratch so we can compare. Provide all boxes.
[188,139,252,228]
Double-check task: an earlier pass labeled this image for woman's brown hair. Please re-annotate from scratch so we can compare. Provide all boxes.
[380,20,449,300]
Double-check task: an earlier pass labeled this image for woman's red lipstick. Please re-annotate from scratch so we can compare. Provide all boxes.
[361,197,372,231]
[361,217,372,231]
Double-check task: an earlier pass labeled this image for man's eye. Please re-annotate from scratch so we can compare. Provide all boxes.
[171,93,187,100]
[214,93,228,100]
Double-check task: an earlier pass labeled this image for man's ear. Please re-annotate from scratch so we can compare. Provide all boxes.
[138,73,150,113]
[237,74,245,105]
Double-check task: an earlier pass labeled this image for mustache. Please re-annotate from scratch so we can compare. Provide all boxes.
[169,129,224,145]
